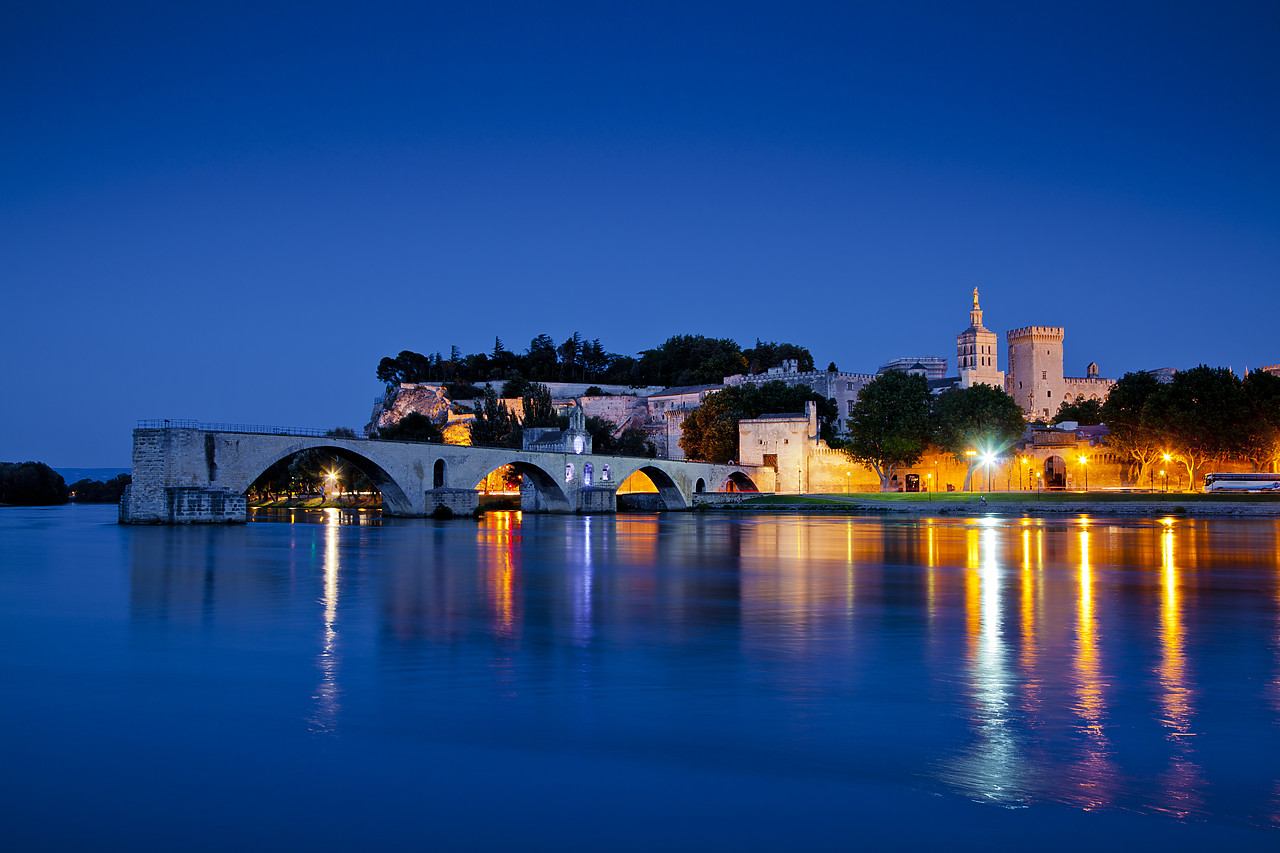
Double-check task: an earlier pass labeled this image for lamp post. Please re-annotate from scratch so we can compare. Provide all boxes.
[965,449,976,492]
[1078,455,1088,492]
[845,471,850,494]
[1161,470,1167,493]
[982,451,996,493]
[927,472,933,501]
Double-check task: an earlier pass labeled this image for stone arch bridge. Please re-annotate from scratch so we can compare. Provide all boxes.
[120,422,762,524]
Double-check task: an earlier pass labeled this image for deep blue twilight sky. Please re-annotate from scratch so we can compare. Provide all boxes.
[2,2,1277,466]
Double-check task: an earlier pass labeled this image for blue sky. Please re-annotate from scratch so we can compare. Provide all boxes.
[3,1,1277,465]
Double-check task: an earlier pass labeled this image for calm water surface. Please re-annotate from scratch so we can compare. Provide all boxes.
[2,505,1279,850]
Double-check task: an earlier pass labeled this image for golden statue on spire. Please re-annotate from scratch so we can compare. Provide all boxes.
[972,287,980,310]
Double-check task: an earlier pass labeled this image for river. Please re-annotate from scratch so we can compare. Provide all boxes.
[2,505,1278,850]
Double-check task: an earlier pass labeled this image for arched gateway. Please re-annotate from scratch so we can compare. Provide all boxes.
[120,422,760,524]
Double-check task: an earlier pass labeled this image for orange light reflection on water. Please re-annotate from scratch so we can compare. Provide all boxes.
[1071,524,1115,808]
[1156,518,1202,816]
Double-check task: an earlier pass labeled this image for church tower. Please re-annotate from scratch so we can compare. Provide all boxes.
[957,288,1005,390]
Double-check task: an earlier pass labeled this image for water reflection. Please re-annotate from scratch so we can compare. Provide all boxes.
[120,511,1280,830]
[947,522,1027,803]
[1070,523,1116,808]
[1156,518,1202,815]
[310,509,342,733]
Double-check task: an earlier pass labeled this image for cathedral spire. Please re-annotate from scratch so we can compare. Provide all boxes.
[970,287,984,329]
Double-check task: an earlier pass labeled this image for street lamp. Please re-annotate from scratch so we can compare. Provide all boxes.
[1077,455,1088,492]
[982,451,996,493]
[1019,457,1028,491]
[927,472,933,501]
[965,449,977,492]
[1161,470,1168,493]
[845,471,850,494]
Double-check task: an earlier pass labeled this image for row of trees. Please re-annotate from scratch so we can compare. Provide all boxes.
[839,373,1027,491]
[1101,366,1280,487]
[0,463,133,505]
[376,334,816,390]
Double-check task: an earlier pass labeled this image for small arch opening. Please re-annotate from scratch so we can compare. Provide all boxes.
[433,459,446,489]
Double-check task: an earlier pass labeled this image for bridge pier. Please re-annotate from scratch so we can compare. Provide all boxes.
[575,486,617,513]
[424,488,480,518]
[119,485,247,524]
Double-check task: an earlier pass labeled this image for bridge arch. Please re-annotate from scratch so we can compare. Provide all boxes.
[723,471,759,492]
[635,465,687,510]
[239,443,416,516]
[474,459,571,512]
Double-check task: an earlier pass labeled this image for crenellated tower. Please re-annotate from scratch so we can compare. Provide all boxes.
[1005,325,1065,419]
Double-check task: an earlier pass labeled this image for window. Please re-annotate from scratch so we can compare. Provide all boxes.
[848,400,855,415]
[1041,371,1047,380]
[1047,391,1051,398]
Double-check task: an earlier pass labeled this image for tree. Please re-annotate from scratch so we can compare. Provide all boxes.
[1142,365,1250,488]
[742,340,816,374]
[326,426,357,438]
[637,335,748,387]
[526,335,559,381]
[469,386,517,447]
[1099,371,1163,485]
[522,382,557,428]
[558,332,583,381]
[378,412,443,442]
[1243,369,1280,471]
[0,462,67,505]
[841,371,933,491]
[616,428,657,458]
[932,385,1027,491]
[1052,398,1104,426]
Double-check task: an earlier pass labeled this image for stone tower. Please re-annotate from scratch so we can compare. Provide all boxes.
[956,288,1004,390]
[1005,326,1065,420]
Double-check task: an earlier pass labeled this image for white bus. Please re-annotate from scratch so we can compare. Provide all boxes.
[1203,473,1280,492]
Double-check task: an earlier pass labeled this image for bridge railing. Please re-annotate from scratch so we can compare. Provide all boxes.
[136,420,362,439]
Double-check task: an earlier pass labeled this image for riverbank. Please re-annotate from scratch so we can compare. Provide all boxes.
[721,493,1280,517]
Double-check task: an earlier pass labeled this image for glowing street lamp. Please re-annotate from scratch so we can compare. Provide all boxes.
[1019,456,1028,491]
[927,472,933,501]
[965,449,977,492]
[1077,455,1088,492]
[1161,470,1168,493]
[982,451,997,493]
